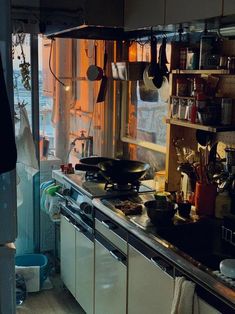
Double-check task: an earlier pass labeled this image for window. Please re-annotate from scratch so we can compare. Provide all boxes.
[121,41,172,154]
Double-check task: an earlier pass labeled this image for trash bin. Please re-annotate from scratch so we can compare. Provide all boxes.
[15,254,49,292]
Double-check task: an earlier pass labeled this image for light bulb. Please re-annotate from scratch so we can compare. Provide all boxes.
[64,85,71,92]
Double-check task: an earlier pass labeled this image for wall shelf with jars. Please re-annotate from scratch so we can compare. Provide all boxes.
[165,117,235,132]
[171,69,230,75]
[165,38,235,192]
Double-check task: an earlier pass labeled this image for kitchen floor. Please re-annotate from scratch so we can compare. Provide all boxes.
[16,274,85,314]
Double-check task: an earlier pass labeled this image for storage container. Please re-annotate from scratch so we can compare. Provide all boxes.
[15,254,49,290]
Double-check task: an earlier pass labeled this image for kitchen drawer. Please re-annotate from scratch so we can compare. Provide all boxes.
[95,210,128,254]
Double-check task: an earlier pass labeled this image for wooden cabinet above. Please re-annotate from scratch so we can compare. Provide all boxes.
[124,0,165,30]
[223,0,235,16]
[165,0,222,25]
[124,0,223,31]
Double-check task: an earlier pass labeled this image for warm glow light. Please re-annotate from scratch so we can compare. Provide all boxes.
[64,85,71,92]
[129,43,137,61]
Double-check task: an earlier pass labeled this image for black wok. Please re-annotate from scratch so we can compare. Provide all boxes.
[75,156,115,172]
[98,159,150,184]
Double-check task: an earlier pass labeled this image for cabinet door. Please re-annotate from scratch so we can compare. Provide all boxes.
[124,0,165,30]
[198,297,221,314]
[165,0,222,25]
[60,215,76,297]
[223,1,235,16]
[75,229,94,314]
[94,239,127,314]
[128,245,174,314]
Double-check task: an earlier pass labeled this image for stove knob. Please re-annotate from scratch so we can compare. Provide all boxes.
[80,202,92,215]
[62,188,71,196]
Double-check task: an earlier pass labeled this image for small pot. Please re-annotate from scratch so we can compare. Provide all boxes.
[87,65,103,81]
[145,200,177,226]
[177,201,191,218]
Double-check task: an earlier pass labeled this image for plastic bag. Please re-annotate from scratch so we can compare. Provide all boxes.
[16,107,39,177]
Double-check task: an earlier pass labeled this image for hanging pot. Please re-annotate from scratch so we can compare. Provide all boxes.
[87,45,103,81]
[143,35,159,91]
[96,50,108,103]
[87,65,103,81]
[139,81,159,102]
[158,76,170,102]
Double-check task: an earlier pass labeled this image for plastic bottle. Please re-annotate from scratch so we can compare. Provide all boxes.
[215,191,231,219]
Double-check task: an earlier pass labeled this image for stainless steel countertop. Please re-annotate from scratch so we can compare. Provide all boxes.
[92,197,235,309]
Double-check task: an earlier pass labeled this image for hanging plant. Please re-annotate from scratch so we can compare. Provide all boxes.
[12,33,31,91]
[19,61,31,91]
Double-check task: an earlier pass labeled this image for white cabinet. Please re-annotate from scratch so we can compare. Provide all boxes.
[223,1,235,16]
[61,213,94,313]
[94,210,128,314]
[165,0,222,25]
[60,214,76,297]
[198,297,221,314]
[75,227,94,314]
[94,236,127,314]
[124,0,165,30]
[128,237,174,314]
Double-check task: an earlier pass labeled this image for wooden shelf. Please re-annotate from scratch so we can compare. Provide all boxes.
[171,69,230,75]
[165,118,235,132]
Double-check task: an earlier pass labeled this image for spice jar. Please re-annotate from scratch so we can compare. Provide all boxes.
[192,77,204,97]
[154,170,166,192]
[176,78,188,96]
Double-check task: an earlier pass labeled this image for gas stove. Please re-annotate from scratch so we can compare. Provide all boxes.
[63,173,155,199]
[53,170,155,227]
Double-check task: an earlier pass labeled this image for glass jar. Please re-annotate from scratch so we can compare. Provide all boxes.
[154,170,166,192]
[192,77,204,96]
[176,78,188,96]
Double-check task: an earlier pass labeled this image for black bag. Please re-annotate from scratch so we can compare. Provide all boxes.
[0,52,17,174]
[15,273,27,305]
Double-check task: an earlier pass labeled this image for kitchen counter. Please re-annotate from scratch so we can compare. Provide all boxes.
[92,197,235,310]
[53,169,235,310]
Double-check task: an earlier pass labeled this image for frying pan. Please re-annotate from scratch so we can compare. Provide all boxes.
[158,76,169,102]
[75,156,114,172]
[75,158,150,184]
[143,35,160,91]
[158,36,170,101]
[98,159,150,184]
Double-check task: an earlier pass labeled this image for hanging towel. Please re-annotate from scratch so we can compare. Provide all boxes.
[16,106,39,177]
[0,52,17,174]
[40,181,55,213]
[171,276,199,314]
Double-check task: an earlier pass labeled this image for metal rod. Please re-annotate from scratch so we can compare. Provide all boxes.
[30,33,40,253]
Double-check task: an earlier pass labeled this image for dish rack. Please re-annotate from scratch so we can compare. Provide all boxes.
[221,214,235,246]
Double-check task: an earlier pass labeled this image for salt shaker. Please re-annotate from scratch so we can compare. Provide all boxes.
[221,98,233,125]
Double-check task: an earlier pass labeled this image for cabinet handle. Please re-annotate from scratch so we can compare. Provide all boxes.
[55,191,66,200]
[109,249,126,263]
[74,225,81,232]
[101,220,117,230]
[63,215,70,223]
[151,257,173,275]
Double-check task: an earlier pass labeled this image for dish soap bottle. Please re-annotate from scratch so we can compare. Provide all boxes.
[215,191,231,219]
